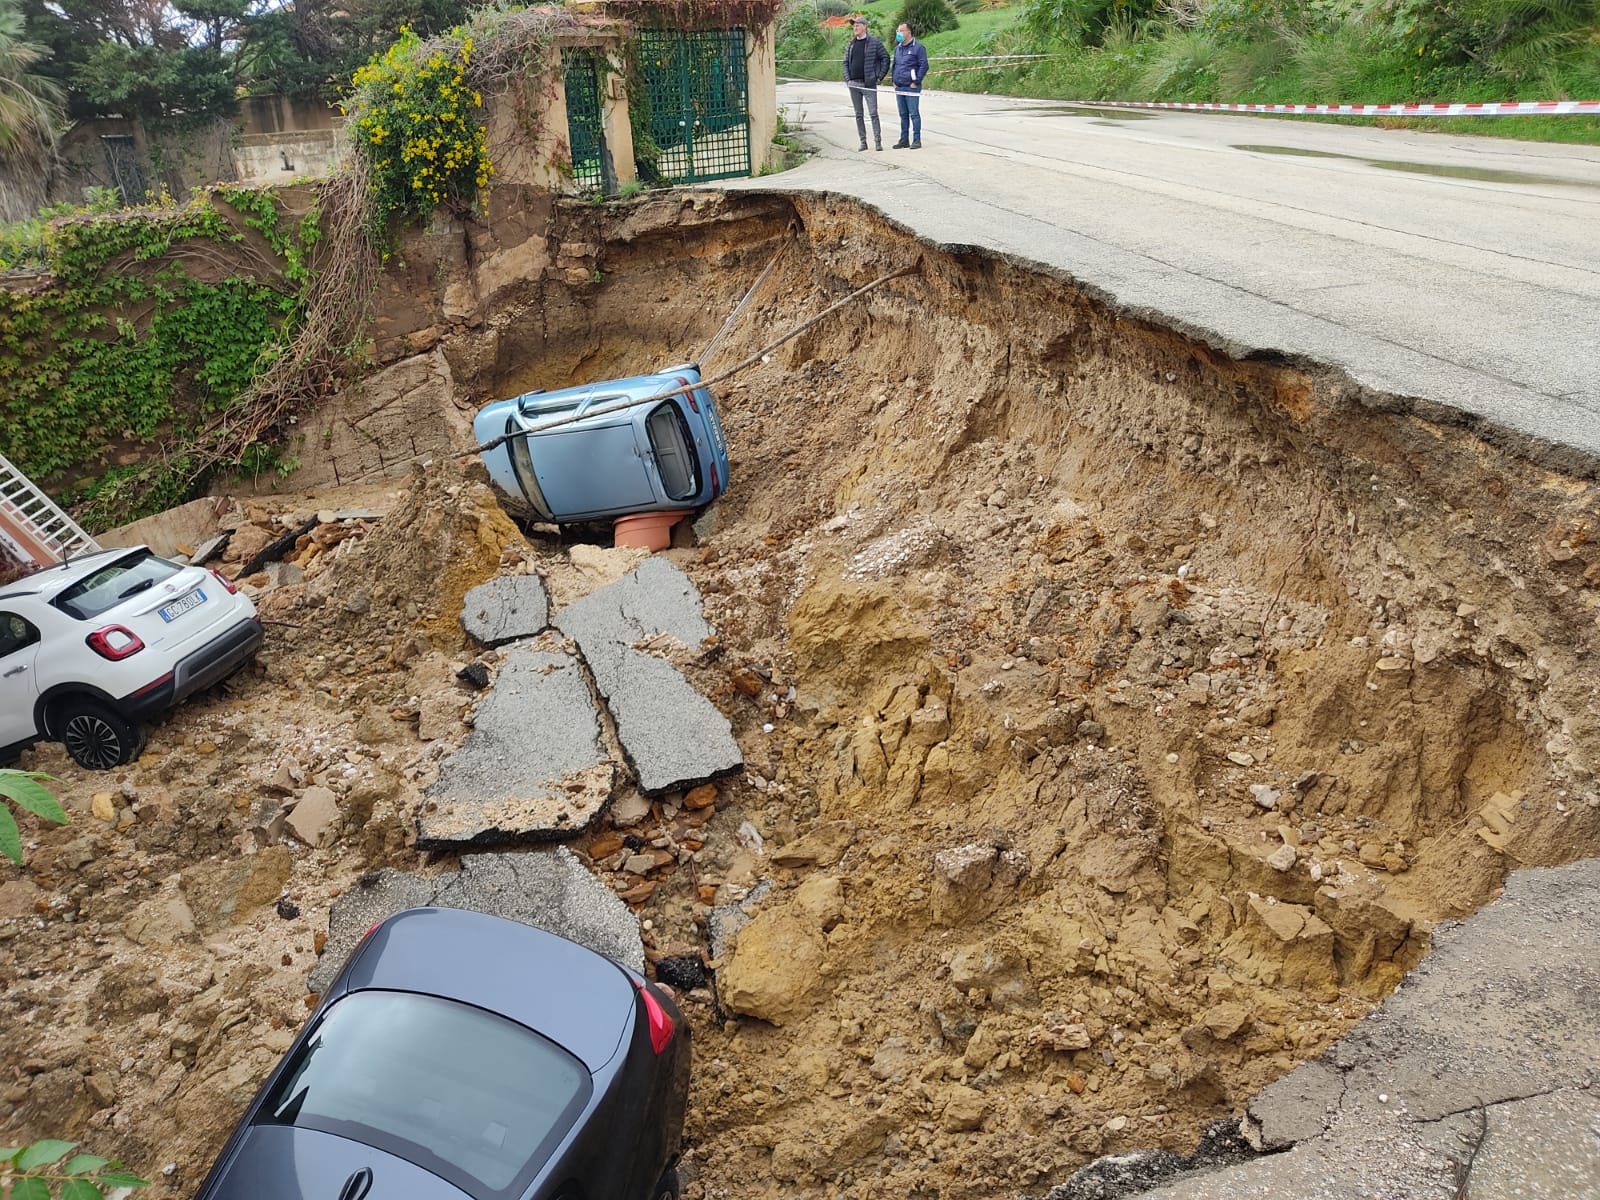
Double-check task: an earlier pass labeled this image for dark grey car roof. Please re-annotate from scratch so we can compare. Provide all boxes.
[340,908,638,1073]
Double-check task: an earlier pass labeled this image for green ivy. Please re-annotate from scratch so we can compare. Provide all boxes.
[0,190,320,509]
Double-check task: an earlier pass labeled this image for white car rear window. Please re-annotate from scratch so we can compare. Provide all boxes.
[54,551,182,620]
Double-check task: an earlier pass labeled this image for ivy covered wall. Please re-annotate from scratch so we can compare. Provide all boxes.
[0,187,322,516]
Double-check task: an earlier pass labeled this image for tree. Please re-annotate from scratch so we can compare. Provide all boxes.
[1,1138,149,1197]
[0,0,65,155]
[898,0,958,38]
[76,38,238,120]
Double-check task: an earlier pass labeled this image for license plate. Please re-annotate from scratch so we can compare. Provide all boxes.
[159,588,206,622]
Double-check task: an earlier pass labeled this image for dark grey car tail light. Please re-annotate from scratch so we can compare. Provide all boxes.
[634,980,674,1054]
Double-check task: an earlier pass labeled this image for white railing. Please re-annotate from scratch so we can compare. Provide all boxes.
[0,451,100,567]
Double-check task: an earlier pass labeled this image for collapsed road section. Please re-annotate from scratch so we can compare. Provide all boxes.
[0,190,1596,1200]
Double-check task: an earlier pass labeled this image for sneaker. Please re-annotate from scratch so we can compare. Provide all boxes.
[875,143,883,151]
[857,143,868,151]
[892,140,908,149]
[911,139,922,149]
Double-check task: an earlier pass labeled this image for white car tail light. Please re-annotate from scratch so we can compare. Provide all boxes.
[211,568,238,595]
[86,625,145,661]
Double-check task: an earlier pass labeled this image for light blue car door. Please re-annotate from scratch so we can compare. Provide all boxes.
[526,422,657,518]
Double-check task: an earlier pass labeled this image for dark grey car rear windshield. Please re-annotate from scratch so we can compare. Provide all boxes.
[259,991,591,1199]
[54,550,181,620]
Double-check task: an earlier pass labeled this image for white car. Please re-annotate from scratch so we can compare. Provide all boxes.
[0,547,263,770]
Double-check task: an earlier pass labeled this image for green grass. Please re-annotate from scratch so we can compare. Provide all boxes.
[774,1,1600,144]
[920,5,1024,59]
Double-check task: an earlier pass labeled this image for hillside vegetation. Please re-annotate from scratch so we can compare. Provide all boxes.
[777,0,1600,142]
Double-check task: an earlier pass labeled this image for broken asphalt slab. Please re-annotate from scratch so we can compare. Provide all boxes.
[307,848,644,995]
[415,633,614,850]
[461,572,551,646]
[555,556,743,795]
[1077,857,1600,1200]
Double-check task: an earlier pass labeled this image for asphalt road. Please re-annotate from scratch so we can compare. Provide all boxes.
[723,82,1600,463]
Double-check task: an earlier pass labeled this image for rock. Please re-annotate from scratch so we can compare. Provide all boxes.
[0,879,42,919]
[1227,751,1256,766]
[122,891,197,947]
[286,786,341,847]
[83,1073,118,1109]
[654,955,708,991]
[947,941,1037,1008]
[456,662,491,690]
[179,846,292,934]
[964,1020,1003,1069]
[265,561,304,588]
[1265,843,1298,872]
[940,1084,989,1131]
[931,842,1029,925]
[417,694,462,742]
[460,574,551,646]
[870,1037,916,1082]
[609,792,652,828]
[1228,897,1338,995]
[224,524,273,564]
[1130,594,1171,634]
[716,878,841,1025]
[684,783,717,811]
[188,532,231,566]
[791,875,845,927]
[706,880,772,964]
[1251,784,1281,810]
[1201,1001,1252,1041]
[91,792,116,822]
[624,854,658,876]
[716,905,827,1025]
[354,707,400,746]
[1026,1014,1092,1052]
[771,821,855,869]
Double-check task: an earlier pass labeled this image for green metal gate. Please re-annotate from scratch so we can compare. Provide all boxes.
[638,29,751,184]
[562,48,608,195]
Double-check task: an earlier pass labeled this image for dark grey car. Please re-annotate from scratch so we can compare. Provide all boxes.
[194,907,691,1200]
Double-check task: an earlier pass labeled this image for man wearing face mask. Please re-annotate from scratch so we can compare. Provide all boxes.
[842,16,889,151]
[891,22,927,149]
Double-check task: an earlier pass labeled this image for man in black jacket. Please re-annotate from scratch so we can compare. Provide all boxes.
[842,17,889,151]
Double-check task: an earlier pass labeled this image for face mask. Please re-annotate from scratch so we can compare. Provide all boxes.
[896,31,905,41]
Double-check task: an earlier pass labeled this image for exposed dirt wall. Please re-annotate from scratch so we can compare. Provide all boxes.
[464,192,1600,1197]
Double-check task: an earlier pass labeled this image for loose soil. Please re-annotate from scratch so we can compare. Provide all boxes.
[3,192,1598,1200]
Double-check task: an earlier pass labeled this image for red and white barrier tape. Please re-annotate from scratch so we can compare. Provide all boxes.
[814,79,1600,113]
[1081,99,1600,117]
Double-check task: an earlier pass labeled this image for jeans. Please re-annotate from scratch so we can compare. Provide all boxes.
[849,83,881,148]
[897,91,922,142]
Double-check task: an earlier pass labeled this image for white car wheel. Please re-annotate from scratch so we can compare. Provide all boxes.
[59,702,140,771]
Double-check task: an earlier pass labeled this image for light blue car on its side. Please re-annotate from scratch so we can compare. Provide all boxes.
[473,365,731,524]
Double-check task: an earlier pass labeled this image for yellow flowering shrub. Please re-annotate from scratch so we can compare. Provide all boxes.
[344,27,494,230]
